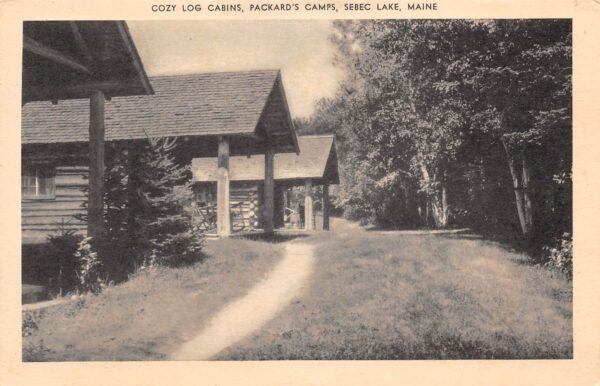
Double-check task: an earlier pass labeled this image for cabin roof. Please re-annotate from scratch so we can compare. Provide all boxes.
[192,135,339,185]
[22,70,299,153]
[23,21,154,103]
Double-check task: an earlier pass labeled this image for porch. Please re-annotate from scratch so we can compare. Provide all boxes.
[192,135,339,236]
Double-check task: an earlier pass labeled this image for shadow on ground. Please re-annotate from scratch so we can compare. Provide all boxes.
[236,233,310,244]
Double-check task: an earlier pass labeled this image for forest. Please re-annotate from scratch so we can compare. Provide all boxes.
[295,20,572,267]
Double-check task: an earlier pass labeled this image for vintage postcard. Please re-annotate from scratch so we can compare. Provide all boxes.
[1,0,599,385]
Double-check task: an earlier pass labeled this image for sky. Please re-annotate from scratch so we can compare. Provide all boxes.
[128,20,347,118]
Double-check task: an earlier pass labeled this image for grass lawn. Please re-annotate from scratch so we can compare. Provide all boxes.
[23,219,572,361]
[22,238,285,361]
[217,219,572,360]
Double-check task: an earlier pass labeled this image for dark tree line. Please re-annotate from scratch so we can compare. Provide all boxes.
[296,19,572,258]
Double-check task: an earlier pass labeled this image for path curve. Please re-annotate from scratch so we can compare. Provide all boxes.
[170,242,315,360]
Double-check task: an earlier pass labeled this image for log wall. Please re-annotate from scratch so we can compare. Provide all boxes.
[22,167,269,241]
[22,166,88,243]
[194,182,264,233]
[230,182,263,231]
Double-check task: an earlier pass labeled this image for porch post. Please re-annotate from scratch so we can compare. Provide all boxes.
[305,179,314,230]
[88,90,105,239]
[264,145,275,234]
[322,182,330,231]
[283,187,290,227]
[274,184,285,229]
[217,136,231,236]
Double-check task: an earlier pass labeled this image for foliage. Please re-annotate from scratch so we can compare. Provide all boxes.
[464,20,572,242]
[45,225,84,294]
[100,143,143,279]
[134,137,205,266]
[299,19,572,259]
[75,237,104,294]
[544,233,573,278]
[75,137,205,288]
[22,309,44,337]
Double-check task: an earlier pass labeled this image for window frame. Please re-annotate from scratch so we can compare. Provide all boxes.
[22,163,57,200]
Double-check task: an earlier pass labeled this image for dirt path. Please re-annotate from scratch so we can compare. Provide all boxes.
[170,242,315,360]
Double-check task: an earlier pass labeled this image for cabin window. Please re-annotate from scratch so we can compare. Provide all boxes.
[22,164,56,199]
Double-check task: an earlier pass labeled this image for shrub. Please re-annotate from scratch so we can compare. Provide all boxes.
[22,309,44,337]
[75,237,104,294]
[45,226,83,295]
[545,233,573,278]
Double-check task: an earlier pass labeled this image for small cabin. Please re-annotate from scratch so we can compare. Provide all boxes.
[191,135,339,234]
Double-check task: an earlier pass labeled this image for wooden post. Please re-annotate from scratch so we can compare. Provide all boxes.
[264,145,275,234]
[283,188,289,209]
[217,137,231,237]
[274,184,285,229]
[322,182,330,231]
[88,90,105,239]
[283,188,290,227]
[305,179,314,230]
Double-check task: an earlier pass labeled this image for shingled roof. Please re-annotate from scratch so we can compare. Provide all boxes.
[192,135,339,185]
[22,70,298,153]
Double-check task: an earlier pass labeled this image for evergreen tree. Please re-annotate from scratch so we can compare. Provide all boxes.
[82,137,205,284]
[101,143,140,279]
[134,137,204,266]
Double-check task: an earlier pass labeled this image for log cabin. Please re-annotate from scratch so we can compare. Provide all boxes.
[22,69,299,245]
[21,20,155,299]
[191,135,339,233]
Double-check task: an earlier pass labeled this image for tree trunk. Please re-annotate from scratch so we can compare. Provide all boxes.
[431,202,440,228]
[417,157,449,229]
[417,157,433,228]
[502,139,533,237]
[417,194,427,227]
[522,157,534,234]
[430,189,448,228]
[440,182,449,227]
[400,183,421,227]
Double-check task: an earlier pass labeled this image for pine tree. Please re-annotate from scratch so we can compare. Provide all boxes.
[134,137,205,266]
[102,143,140,278]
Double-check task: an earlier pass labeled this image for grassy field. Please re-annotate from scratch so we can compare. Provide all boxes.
[23,238,285,361]
[218,220,572,360]
[23,219,572,360]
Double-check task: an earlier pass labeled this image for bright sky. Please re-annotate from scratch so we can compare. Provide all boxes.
[128,20,346,118]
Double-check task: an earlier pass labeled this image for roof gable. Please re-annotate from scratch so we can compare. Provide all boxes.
[22,70,286,145]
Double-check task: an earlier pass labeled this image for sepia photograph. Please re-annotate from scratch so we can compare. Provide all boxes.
[19,19,573,362]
